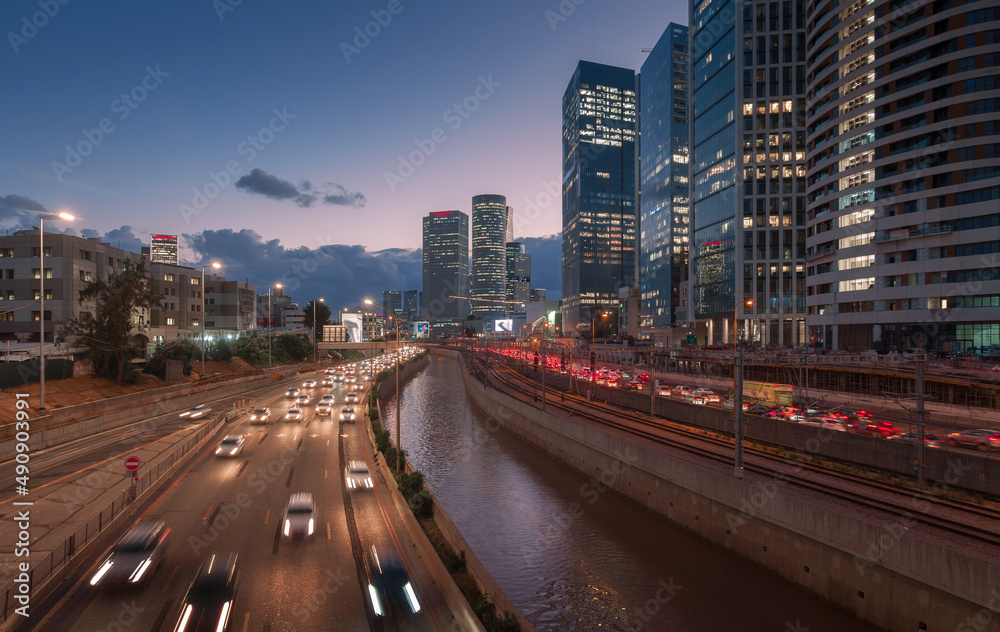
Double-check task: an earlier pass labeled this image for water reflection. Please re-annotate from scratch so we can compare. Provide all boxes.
[384,354,882,632]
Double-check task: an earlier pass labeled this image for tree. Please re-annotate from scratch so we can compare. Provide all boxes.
[145,339,200,378]
[58,262,161,385]
[273,333,312,362]
[302,300,332,331]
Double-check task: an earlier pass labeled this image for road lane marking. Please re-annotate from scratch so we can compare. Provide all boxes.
[327,522,331,540]
[327,439,330,446]
[324,469,328,479]
[202,506,213,521]
[264,509,270,525]
[242,612,251,632]
[162,565,180,593]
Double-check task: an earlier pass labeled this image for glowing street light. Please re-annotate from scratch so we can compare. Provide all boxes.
[38,210,75,413]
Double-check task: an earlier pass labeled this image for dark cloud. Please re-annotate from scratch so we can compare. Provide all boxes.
[235,169,366,210]
[518,234,561,300]
[235,168,301,201]
[0,194,47,217]
[181,229,422,311]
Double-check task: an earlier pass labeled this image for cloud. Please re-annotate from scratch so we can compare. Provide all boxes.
[235,169,366,209]
[181,229,422,312]
[0,194,47,217]
[518,234,561,300]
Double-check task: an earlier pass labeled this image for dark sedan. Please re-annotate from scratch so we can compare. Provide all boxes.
[172,553,239,632]
[364,545,421,618]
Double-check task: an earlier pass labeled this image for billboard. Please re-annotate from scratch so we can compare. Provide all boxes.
[342,313,364,343]
[494,319,513,333]
[410,321,430,339]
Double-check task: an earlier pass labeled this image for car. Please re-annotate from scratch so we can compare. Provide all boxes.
[849,420,901,437]
[798,418,846,431]
[364,545,421,617]
[284,408,304,422]
[248,407,271,424]
[889,431,943,448]
[285,387,301,398]
[745,403,774,415]
[90,520,170,588]
[655,385,671,396]
[172,552,239,632]
[302,379,317,389]
[315,402,332,417]
[180,404,212,419]
[320,393,335,403]
[692,388,720,403]
[333,373,345,382]
[340,406,356,422]
[295,394,311,405]
[346,375,358,384]
[321,377,334,387]
[671,385,693,397]
[282,492,315,539]
[946,428,1000,451]
[345,460,373,490]
[215,435,245,457]
[345,393,359,404]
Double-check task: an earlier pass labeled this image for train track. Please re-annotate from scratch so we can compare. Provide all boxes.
[471,354,1000,546]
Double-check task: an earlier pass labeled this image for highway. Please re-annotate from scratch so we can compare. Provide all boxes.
[14,367,454,632]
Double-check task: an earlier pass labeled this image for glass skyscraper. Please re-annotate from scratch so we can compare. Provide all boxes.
[505,241,531,315]
[471,194,508,319]
[640,23,690,332]
[421,210,469,333]
[690,0,808,346]
[562,60,638,336]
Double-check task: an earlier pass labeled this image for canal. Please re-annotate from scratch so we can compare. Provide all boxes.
[383,353,882,631]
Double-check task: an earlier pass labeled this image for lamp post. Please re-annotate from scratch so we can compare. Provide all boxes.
[312,298,324,364]
[268,283,282,368]
[200,262,222,378]
[366,299,401,471]
[589,311,609,400]
[734,298,754,479]
[37,211,74,414]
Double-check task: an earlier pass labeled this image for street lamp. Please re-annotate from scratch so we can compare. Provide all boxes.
[590,311,609,400]
[313,298,324,364]
[734,298,754,479]
[366,299,402,472]
[38,211,74,414]
[200,261,222,378]
[268,283,282,368]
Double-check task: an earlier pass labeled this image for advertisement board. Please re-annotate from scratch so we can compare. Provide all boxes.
[410,321,430,339]
[494,319,513,333]
[342,313,364,343]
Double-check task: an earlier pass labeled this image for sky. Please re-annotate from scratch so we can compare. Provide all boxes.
[1,0,687,309]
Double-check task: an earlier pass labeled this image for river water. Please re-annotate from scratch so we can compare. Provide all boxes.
[383,354,882,632]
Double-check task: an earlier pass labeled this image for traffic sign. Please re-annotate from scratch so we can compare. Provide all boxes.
[124,456,141,471]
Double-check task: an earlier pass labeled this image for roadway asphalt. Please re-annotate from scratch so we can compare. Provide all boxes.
[8,367,457,632]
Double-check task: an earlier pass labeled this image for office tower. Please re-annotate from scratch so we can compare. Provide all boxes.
[422,210,469,333]
[505,242,531,314]
[640,23,690,332]
[804,0,1000,354]
[381,290,402,319]
[471,194,508,319]
[403,289,419,320]
[531,288,547,303]
[689,0,809,346]
[506,206,514,242]
[149,234,178,265]
[562,60,638,336]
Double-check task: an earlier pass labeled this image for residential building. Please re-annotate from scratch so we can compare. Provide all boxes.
[640,23,691,334]
[422,210,469,335]
[804,0,1000,354]
[689,0,809,346]
[562,60,638,337]
[471,194,509,319]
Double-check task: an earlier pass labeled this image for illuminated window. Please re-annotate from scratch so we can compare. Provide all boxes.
[838,255,874,270]
[839,232,875,248]
[838,208,875,228]
[839,277,874,292]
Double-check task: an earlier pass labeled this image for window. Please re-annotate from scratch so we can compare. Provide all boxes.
[32,290,53,300]
[839,208,875,227]
[79,250,91,261]
[839,232,875,248]
[0,248,13,258]
[166,317,175,326]
[30,247,52,257]
[0,312,12,322]
[31,311,52,322]
[839,277,875,292]
[5,269,12,279]
[5,291,13,300]
[191,277,200,285]
[838,255,874,270]
[79,270,92,282]
[164,274,175,282]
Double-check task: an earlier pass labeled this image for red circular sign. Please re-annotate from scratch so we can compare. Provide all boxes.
[124,456,141,471]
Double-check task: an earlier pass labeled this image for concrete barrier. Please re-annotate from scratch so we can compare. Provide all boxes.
[446,348,1000,632]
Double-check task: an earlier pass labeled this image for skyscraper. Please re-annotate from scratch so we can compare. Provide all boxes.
[403,289,419,320]
[505,206,514,242]
[422,210,469,333]
[150,234,178,265]
[381,290,402,319]
[689,0,808,346]
[639,23,690,332]
[470,194,508,319]
[506,241,531,314]
[562,60,638,336]
[804,0,1000,354]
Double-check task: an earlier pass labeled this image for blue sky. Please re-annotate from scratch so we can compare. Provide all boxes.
[1,0,687,307]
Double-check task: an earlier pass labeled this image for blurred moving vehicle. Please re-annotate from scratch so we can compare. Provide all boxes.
[302,379,317,389]
[282,493,315,540]
[345,460,373,490]
[798,418,846,431]
[947,429,1000,451]
[345,393,359,404]
[364,545,421,617]
[284,408,304,422]
[692,388,720,403]
[295,394,311,405]
[285,387,301,398]
[248,407,271,424]
[90,520,170,588]
[340,406,357,422]
[180,404,212,419]
[172,552,239,632]
[215,435,245,457]
[849,420,901,437]
[315,402,332,417]
[889,431,943,448]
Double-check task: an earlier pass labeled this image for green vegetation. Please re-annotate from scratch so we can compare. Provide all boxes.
[145,339,200,378]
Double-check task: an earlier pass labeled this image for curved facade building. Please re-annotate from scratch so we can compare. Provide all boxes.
[471,194,508,318]
[805,0,1000,353]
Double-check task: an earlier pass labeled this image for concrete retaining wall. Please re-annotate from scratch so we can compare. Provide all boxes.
[442,349,1000,632]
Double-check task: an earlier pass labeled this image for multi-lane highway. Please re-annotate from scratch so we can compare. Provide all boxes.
[14,364,455,632]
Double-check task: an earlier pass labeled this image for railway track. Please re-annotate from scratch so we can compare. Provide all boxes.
[471,353,1000,546]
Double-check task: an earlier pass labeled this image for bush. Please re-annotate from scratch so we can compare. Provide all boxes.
[441,547,466,574]
[145,339,200,378]
[375,429,392,454]
[368,407,379,422]
[408,489,433,519]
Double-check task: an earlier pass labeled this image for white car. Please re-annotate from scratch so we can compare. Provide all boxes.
[285,387,301,398]
[302,379,317,389]
[215,435,245,457]
[333,373,345,382]
[282,493,315,540]
[692,388,720,403]
[315,402,332,417]
[179,404,212,419]
[799,418,847,431]
[248,407,271,424]
[340,406,356,422]
[345,460,373,490]
[320,394,335,403]
[345,393,359,404]
[284,408,304,422]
